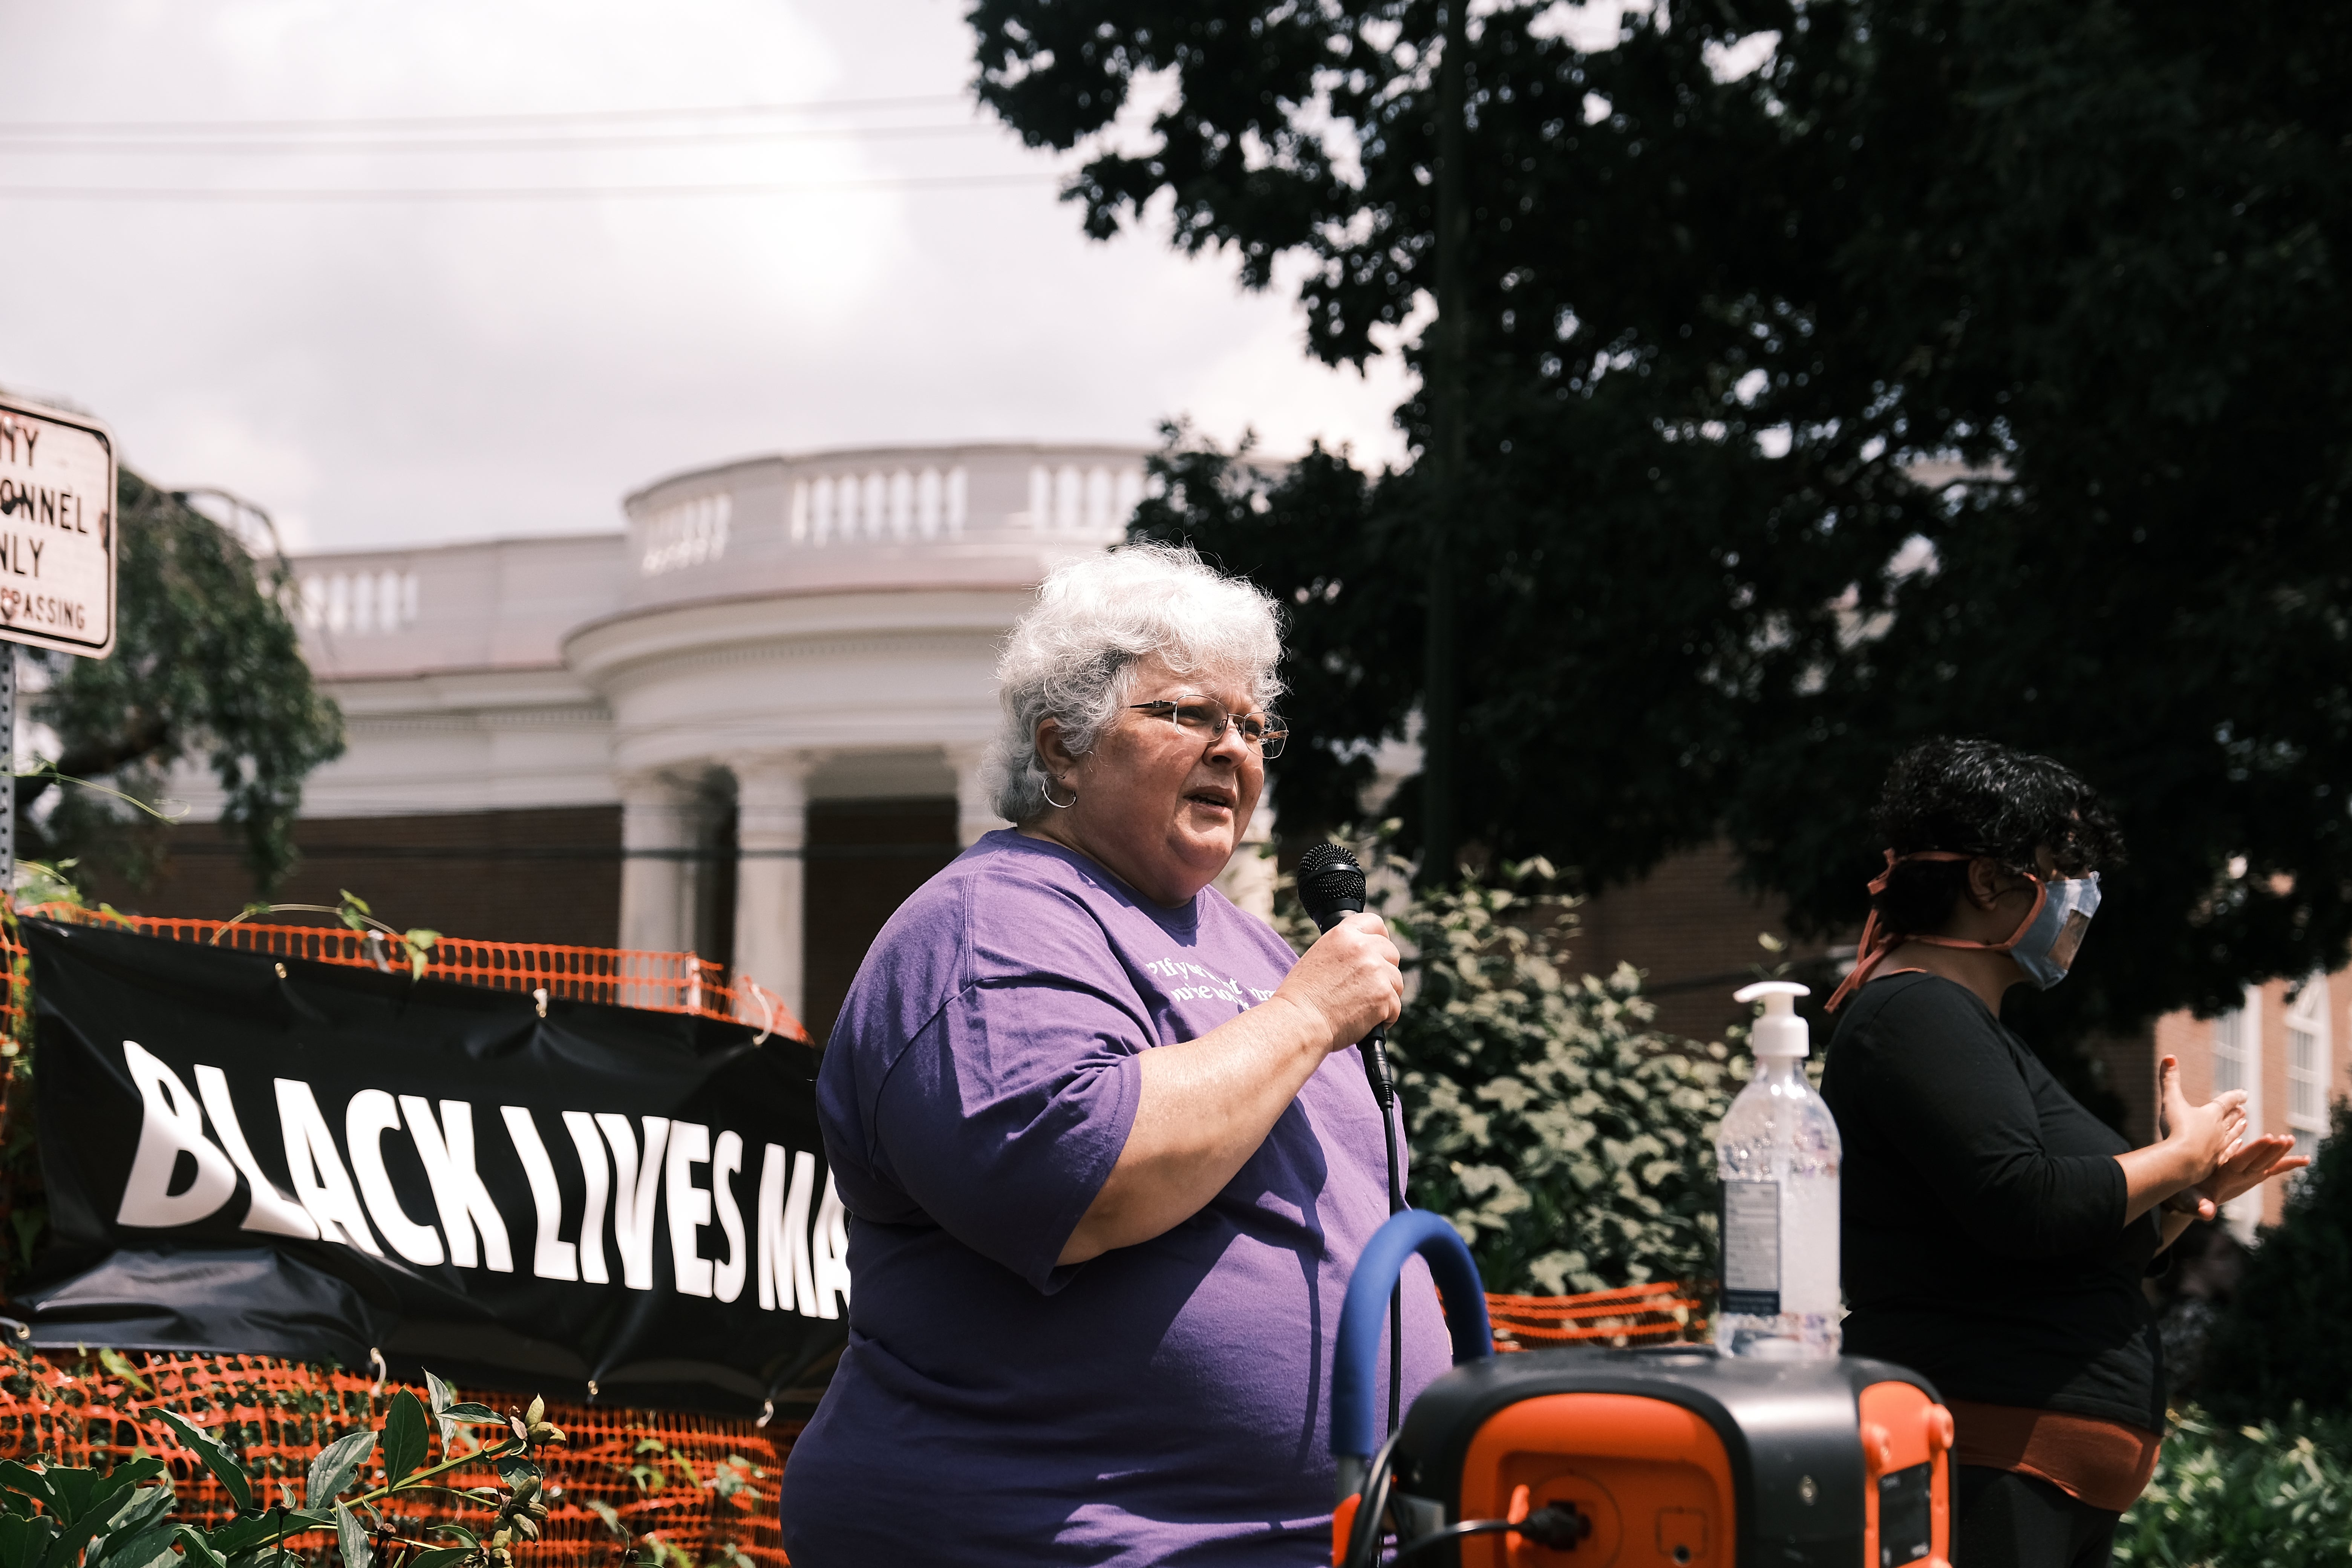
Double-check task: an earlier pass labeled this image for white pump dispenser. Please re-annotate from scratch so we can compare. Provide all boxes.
[1714,981,1843,1360]
[1742,981,1811,1060]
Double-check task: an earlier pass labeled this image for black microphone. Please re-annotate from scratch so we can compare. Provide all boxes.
[1295,843,1394,1112]
[1298,842,1409,1439]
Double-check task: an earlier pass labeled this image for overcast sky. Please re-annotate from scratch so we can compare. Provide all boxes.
[0,1,1420,552]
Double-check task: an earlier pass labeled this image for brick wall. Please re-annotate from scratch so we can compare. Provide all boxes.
[1569,840,1843,1044]
[78,807,626,951]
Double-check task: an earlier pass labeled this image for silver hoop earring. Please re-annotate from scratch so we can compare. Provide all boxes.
[1041,776,1076,810]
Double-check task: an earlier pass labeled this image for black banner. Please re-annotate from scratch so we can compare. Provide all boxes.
[17,919,849,1416]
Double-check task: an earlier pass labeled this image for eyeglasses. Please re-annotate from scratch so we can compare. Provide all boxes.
[1128,697,1289,758]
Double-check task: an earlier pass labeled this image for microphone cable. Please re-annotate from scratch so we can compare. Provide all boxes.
[1297,844,1408,1439]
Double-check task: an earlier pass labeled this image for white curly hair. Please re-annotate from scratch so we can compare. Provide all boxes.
[987,542,1286,823]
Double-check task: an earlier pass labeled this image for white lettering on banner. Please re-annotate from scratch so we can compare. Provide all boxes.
[103,1055,838,1310]
[561,1110,612,1284]
[274,1079,384,1254]
[812,1171,851,1319]
[710,1130,747,1304]
[116,1041,237,1228]
[401,1096,514,1272]
[665,1121,715,1298]
[598,1113,671,1291]
[193,1064,316,1238]
[501,1107,578,1282]
[348,1089,446,1266]
[756,1144,818,1315]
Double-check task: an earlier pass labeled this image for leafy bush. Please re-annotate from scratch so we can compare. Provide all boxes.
[1310,854,1739,1296]
[2201,1100,2352,1429]
[2199,1101,2352,1423]
[0,1372,564,1568]
[2115,1406,2352,1567]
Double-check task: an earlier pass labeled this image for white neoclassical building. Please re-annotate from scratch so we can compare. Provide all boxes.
[156,442,1271,1040]
[142,439,2352,1229]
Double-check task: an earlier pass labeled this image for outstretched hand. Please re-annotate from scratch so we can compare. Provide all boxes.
[2200,1134,2308,1207]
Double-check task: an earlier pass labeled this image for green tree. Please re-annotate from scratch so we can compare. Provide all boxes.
[2199,1105,2352,1424]
[987,0,2352,1046]
[24,470,343,892]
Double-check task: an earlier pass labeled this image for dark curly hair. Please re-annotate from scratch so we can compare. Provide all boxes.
[1869,737,2125,937]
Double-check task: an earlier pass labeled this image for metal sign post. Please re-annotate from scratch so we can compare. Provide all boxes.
[0,393,119,894]
[0,650,12,882]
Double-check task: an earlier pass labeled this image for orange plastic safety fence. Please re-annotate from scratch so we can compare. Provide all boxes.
[0,1348,802,1568]
[1485,1282,1708,1350]
[0,903,807,1044]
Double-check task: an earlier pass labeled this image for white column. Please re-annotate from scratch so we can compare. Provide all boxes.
[618,772,698,953]
[730,752,814,1023]
[946,742,1011,847]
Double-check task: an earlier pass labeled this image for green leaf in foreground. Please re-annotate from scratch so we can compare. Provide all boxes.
[439,1402,510,1426]
[96,1524,180,1568]
[381,1389,430,1486]
[0,1463,59,1521]
[335,1504,372,1568]
[205,1510,333,1557]
[424,1370,458,1449]
[155,1410,254,1514]
[0,1514,57,1568]
[173,1524,229,1568]
[99,1485,175,1544]
[306,1427,378,1512]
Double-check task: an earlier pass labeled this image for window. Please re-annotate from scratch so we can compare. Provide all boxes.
[2213,994,2256,1095]
[2213,988,2263,1244]
[2286,977,2331,1167]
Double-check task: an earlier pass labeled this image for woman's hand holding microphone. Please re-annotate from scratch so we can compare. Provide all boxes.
[1274,912,1405,1053]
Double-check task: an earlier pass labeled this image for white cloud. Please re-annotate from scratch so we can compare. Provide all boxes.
[0,0,1412,548]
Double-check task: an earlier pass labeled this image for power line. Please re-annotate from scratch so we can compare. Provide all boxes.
[0,92,970,137]
[0,123,992,157]
[0,170,1062,203]
[0,121,995,156]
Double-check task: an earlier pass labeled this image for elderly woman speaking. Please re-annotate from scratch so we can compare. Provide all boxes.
[779,545,1448,1565]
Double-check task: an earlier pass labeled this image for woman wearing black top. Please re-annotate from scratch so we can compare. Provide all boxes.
[1820,739,2306,1568]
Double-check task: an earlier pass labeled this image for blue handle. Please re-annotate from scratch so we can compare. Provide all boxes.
[1331,1210,1492,1464]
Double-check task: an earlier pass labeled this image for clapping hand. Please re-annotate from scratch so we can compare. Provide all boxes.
[2150,1055,2308,1222]
[2199,1134,2308,1208]
[2156,1055,2247,1174]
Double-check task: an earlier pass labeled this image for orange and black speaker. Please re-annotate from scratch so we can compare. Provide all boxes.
[1333,1213,1954,1568]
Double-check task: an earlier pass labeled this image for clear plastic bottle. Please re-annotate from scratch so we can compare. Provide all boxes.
[1714,980,1843,1359]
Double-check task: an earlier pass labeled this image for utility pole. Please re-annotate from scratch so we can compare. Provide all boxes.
[1420,0,1468,887]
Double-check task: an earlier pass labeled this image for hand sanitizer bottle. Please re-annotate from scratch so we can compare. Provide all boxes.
[1714,981,1842,1359]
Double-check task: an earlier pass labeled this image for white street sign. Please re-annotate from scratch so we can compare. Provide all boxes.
[0,393,115,659]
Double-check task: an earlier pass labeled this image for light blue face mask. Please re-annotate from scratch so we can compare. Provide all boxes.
[2003,872,2102,989]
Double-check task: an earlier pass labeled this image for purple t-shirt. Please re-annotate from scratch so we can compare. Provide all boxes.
[779,830,1450,1566]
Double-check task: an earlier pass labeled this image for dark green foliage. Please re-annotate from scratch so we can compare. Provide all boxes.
[0,1373,565,1568]
[1131,431,1415,829]
[2200,1105,2352,1423]
[1272,851,1736,1294]
[28,471,342,893]
[2116,1405,2352,1566]
[991,0,2352,1043]
[1386,870,1734,1294]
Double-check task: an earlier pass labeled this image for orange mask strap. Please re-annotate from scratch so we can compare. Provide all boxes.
[1824,850,1980,1013]
[1903,873,2046,958]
